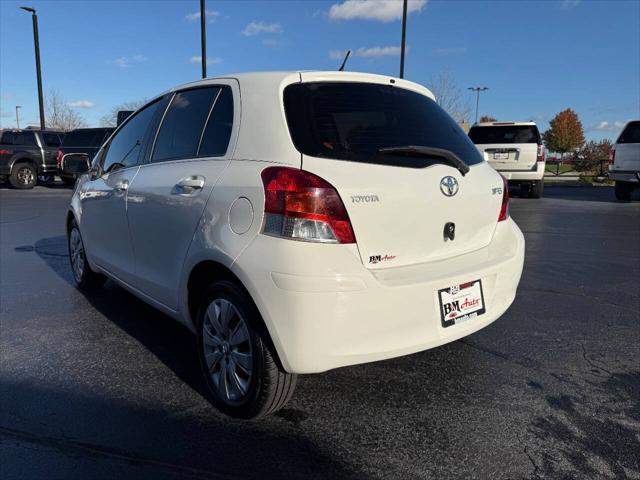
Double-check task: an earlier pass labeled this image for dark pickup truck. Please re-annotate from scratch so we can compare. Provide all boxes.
[57,127,114,185]
[0,129,65,189]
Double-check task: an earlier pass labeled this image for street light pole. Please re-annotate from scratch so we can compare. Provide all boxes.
[399,0,407,78]
[200,0,207,79]
[15,106,21,129]
[468,86,488,123]
[20,6,45,129]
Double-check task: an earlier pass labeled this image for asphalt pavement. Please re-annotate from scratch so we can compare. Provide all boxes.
[1,183,639,480]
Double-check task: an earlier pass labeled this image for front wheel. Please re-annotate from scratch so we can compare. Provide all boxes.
[68,220,106,289]
[196,280,297,419]
[614,181,633,201]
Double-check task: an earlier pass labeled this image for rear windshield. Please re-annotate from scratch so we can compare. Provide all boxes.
[62,129,112,148]
[468,125,541,144]
[283,82,483,168]
[617,121,640,144]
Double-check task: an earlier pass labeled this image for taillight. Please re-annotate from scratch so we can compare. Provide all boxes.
[261,167,356,244]
[498,175,509,222]
[537,144,545,162]
[0,149,12,155]
[56,148,64,167]
[609,148,615,166]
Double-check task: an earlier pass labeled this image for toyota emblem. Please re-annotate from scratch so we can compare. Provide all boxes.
[440,176,459,197]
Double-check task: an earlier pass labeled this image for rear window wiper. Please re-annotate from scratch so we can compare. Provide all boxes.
[377,145,470,176]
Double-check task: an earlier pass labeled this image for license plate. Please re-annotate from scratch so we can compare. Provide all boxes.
[438,280,486,328]
[493,152,509,160]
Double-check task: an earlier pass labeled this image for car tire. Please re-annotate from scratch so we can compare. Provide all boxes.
[9,163,37,189]
[614,181,633,201]
[68,219,106,289]
[196,280,297,419]
[529,180,544,199]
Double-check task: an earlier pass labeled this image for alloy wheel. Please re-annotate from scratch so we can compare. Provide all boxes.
[17,167,35,186]
[69,228,85,282]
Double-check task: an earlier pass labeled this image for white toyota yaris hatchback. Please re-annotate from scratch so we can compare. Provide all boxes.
[63,71,525,418]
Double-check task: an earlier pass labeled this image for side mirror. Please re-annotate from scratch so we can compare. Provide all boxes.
[61,153,91,175]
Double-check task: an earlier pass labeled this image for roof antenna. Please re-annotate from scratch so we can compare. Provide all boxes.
[338,50,351,72]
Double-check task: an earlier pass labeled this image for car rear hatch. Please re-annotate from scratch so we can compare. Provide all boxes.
[469,124,540,171]
[614,121,640,171]
[284,75,505,269]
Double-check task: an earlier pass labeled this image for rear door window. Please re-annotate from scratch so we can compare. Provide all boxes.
[284,82,483,168]
[468,125,541,144]
[3,131,38,146]
[617,121,640,144]
[151,87,220,163]
[42,132,62,147]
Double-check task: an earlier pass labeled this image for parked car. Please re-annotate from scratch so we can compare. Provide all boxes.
[468,121,546,198]
[62,71,525,418]
[0,128,64,188]
[609,120,640,200]
[57,127,114,186]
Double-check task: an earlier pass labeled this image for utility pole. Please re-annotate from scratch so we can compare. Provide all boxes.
[200,0,207,79]
[468,86,488,123]
[20,6,45,129]
[15,106,21,129]
[399,0,408,78]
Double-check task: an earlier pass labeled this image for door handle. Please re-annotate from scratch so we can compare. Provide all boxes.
[114,179,129,192]
[173,176,205,194]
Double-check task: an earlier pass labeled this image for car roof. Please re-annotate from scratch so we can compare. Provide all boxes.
[472,121,538,127]
[165,70,435,100]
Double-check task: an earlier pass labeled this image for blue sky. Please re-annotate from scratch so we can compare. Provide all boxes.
[1,0,638,140]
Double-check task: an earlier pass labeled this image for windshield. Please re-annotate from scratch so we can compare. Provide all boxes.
[468,125,541,144]
[283,82,483,168]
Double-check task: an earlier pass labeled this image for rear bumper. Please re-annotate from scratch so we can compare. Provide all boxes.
[609,170,640,183]
[233,219,525,373]
[495,162,545,182]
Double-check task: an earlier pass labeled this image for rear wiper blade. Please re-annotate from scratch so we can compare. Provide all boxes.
[377,145,470,176]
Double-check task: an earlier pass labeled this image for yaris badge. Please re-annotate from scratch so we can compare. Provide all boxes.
[440,176,459,197]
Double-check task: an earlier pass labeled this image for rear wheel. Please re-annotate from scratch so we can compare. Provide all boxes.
[529,180,544,199]
[68,220,106,289]
[9,163,37,189]
[614,181,633,201]
[196,280,297,419]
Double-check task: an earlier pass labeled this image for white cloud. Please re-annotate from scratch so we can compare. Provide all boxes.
[241,21,283,36]
[431,47,467,56]
[185,10,220,23]
[112,55,147,68]
[329,0,427,22]
[67,100,95,108]
[329,46,403,59]
[190,56,223,66]
[588,121,626,132]
[559,0,580,9]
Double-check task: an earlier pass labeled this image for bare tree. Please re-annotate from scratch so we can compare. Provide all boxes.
[46,89,87,131]
[99,100,147,127]
[427,71,472,123]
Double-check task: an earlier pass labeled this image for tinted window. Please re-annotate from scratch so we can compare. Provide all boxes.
[63,129,113,148]
[469,125,541,144]
[42,132,62,147]
[1,131,37,146]
[618,121,640,144]
[152,87,219,162]
[284,82,483,168]
[199,86,233,157]
[102,100,163,173]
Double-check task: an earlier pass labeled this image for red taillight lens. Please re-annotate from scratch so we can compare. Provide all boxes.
[0,149,12,155]
[498,175,509,222]
[537,144,545,162]
[609,148,615,166]
[261,167,356,244]
[56,148,64,167]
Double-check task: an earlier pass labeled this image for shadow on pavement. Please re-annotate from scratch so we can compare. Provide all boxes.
[540,185,640,203]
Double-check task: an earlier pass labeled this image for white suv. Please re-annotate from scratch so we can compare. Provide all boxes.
[62,72,525,418]
[468,122,546,198]
[609,120,640,200]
